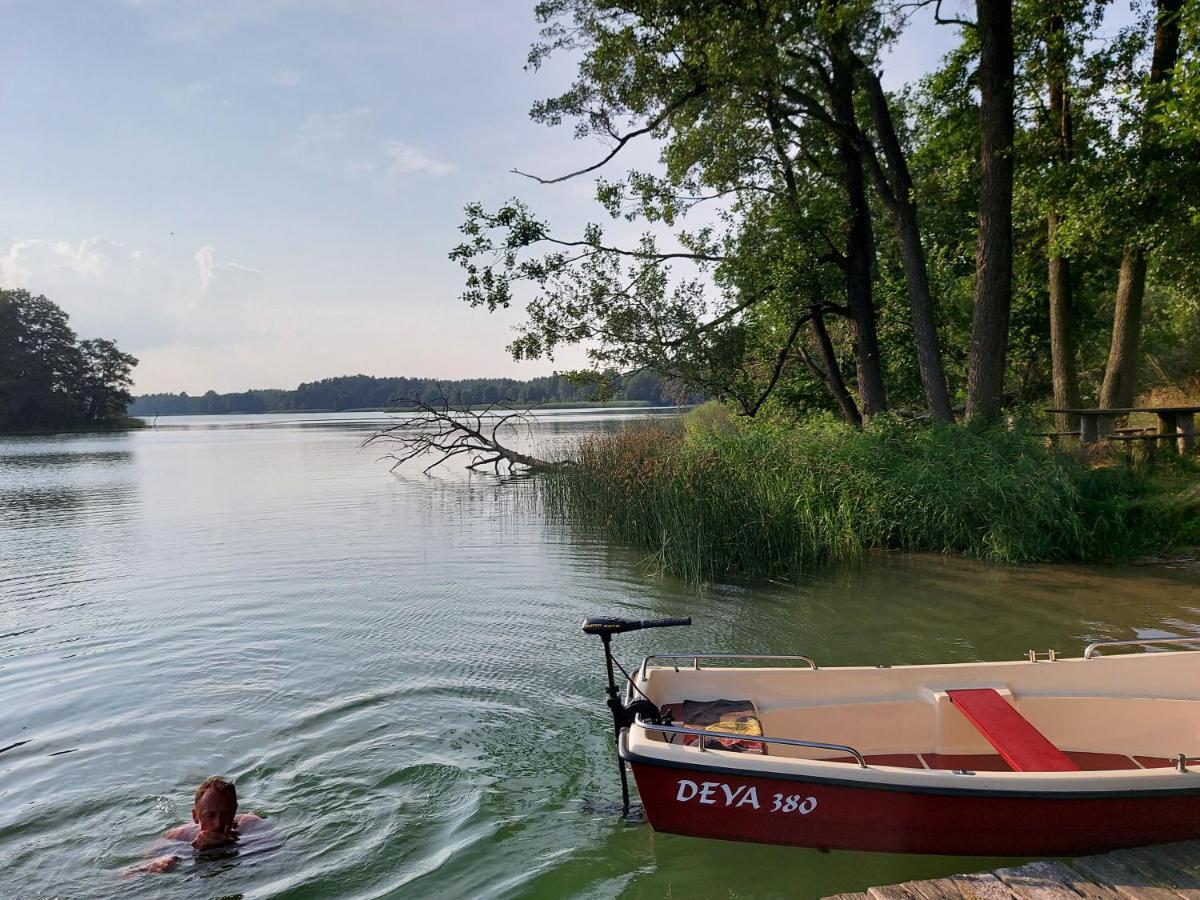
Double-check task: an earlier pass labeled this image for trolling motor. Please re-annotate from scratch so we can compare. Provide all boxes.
[582,615,692,813]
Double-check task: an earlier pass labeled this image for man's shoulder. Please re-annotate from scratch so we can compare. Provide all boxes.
[236,813,265,829]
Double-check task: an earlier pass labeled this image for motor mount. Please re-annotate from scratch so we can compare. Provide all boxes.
[582,614,691,813]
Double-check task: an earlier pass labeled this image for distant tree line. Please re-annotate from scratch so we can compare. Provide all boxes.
[0,289,139,433]
[130,370,698,416]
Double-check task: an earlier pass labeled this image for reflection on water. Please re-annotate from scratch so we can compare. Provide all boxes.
[0,411,1198,899]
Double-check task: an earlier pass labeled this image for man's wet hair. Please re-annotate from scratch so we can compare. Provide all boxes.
[193,776,237,808]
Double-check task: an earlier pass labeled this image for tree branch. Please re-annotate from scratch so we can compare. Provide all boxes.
[542,236,725,263]
[896,0,977,28]
[363,394,567,473]
[511,83,707,184]
[745,313,811,416]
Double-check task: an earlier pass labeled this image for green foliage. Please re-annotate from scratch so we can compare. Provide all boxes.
[0,289,138,433]
[542,410,1198,582]
[456,0,1200,422]
[1155,0,1200,144]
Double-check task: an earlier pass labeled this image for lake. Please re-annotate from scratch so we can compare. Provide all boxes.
[2,409,1198,899]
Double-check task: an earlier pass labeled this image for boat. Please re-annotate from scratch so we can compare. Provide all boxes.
[583,616,1200,856]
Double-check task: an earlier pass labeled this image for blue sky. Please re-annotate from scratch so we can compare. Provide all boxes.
[1,0,969,393]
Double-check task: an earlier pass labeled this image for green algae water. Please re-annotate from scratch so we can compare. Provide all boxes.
[2,410,1198,899]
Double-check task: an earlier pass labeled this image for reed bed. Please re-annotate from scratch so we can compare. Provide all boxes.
[540,407,1199,582]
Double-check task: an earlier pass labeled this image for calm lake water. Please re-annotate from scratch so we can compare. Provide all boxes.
[2,409,1199,899]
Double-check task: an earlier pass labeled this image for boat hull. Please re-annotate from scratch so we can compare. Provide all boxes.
[626,753,1200,856]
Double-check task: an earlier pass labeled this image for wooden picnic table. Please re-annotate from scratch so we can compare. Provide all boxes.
[1046,406,1198,452]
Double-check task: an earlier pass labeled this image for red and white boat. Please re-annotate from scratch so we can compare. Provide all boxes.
[584,617,1200,856]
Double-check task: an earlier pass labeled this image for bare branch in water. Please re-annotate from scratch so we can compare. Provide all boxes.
[361,393,568,474]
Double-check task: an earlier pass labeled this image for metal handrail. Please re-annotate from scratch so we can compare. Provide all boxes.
[633,716,868,768]
[1084,637,1200,659]
[638,653,818,680]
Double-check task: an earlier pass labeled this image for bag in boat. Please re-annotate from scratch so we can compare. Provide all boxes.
[664,699,766,754]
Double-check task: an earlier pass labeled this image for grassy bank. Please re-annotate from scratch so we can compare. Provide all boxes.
[541,405,1200,582]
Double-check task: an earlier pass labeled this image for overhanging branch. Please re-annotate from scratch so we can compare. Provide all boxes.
[511,83,708,184]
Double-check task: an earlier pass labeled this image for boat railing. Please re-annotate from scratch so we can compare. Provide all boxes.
[638,653,818,680]
[1083,637,1200,658]
[632,715,869,768]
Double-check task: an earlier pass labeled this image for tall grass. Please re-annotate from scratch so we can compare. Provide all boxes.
[541,406,1199,582]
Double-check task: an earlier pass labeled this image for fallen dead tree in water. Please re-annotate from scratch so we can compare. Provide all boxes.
[362,396,566,473]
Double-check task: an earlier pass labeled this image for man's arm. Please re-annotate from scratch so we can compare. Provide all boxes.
[122,854,180,878]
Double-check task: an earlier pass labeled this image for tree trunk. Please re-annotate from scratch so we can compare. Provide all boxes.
[830,49,887,420]
[854,65,954,423]
[966,0,1015,423]
[1048,215,1080,431]
[1098,0,1183,409]
[1098,247,1147,409]
[1046,12,1080,433]
[808,309,864,428]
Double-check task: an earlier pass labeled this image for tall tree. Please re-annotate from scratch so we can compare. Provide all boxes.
[1098,0,1184,408]
[797,39,956,421]
[966,0,1016,421]
[1044,6,1082,432]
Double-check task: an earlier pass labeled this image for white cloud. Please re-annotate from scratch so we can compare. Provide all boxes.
[60,237,114,281]
[0,233,280,363]
[0,237,132,288]
[195,245,216,291]
[285,109,453,180]
[195,244,261,294]
[0,240,36,287]
[384,142,455,178]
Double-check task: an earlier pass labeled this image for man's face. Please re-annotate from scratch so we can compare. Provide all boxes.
[192,789,237,835]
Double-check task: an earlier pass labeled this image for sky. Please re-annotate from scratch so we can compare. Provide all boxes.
[1,0,968,394]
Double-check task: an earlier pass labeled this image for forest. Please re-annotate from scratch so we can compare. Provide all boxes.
[452,0,1200,427]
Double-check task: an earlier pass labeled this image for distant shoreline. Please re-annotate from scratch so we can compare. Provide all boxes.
[0,416,147,436]
[137,400,659,416]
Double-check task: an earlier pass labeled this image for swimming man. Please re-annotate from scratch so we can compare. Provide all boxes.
[128,776,264,875]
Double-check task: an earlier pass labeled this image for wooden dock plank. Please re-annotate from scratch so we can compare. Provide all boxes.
[1118,847,1200,893]
[1149,843,1200,880]
[866,884,923,899]
[824,843,1200,900]
[867,872,1017,900]
[1072,852,1193,899]
[923,873,1019,899]
[996,860,1124,899]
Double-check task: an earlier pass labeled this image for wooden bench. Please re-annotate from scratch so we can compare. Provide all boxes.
[947,688,1081,772]
[1048,406,1198,452]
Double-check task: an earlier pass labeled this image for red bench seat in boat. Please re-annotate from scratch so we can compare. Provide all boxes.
[947,688,1081,773]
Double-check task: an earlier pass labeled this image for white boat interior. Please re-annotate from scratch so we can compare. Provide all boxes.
[627,641,1200,788]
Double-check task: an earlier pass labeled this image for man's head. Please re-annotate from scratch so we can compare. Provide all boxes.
[191,776,238,834]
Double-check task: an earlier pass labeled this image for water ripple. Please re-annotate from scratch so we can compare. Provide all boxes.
[2,417,1199,899]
